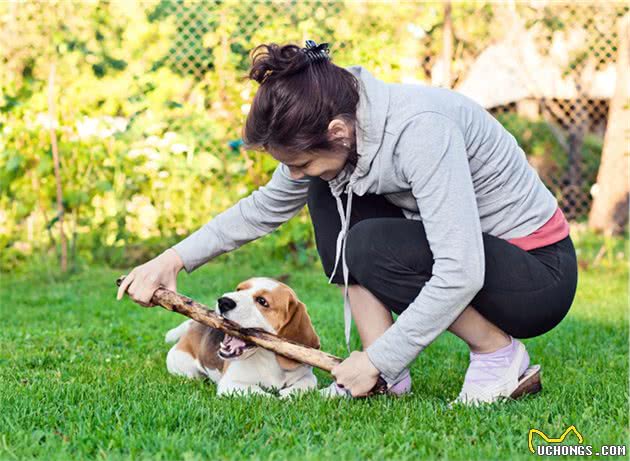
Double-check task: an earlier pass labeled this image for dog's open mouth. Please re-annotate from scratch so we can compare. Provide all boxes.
[218,334,256,359]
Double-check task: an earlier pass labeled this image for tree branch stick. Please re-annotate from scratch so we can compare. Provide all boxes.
[116,275,388,396]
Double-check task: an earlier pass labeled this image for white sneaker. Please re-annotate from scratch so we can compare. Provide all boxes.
[448,340,542,408]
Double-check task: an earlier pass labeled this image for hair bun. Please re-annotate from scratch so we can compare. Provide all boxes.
[248,42,329,84]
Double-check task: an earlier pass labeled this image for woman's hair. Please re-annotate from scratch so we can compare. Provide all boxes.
[242,43,360,165]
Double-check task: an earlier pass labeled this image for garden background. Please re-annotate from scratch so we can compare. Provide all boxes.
[2,0,628,271]
[1,1,628,460]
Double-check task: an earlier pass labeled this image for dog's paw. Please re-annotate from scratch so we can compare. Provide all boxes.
[279,388,294,399]
[279,386,311,399]
[218,385,274,398]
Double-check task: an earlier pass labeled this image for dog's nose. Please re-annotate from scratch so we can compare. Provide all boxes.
[217,296,237,314]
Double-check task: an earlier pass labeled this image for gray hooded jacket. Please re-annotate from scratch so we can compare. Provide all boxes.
[172,66,557,383]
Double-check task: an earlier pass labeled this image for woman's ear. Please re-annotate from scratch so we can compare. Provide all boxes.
[327,118,350,142]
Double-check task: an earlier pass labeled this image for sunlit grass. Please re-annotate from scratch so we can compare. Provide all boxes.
[1,244,627,460]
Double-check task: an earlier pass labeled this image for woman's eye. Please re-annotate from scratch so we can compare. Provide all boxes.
[256,297,269,307]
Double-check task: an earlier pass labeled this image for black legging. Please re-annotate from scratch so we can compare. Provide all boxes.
[307,177,578,339]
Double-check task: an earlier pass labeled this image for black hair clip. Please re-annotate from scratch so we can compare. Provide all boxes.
[302,40,330,63]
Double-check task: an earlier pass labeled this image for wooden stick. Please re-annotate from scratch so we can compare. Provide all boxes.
[116,276,388,396]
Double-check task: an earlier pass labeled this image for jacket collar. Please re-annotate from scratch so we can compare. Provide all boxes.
[328,65,390,197]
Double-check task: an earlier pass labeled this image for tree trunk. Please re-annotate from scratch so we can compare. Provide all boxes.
[48,64,67,272]
[588,14,630,235]
[442,0,453,88]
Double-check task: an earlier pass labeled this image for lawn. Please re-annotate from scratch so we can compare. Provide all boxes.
[1,244,628,460]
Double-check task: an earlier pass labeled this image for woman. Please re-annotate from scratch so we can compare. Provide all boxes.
[117,41,578,406]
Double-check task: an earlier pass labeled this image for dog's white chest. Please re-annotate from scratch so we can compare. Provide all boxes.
[221,350,285,387]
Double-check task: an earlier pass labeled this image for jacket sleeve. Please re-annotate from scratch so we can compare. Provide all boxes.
[171,163,311,273]
[365,112,486,382]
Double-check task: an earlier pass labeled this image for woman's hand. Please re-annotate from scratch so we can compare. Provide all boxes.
[331,350,381,397]
[116,248,185,307]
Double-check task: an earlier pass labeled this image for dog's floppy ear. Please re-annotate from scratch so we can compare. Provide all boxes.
[275,291,320,371]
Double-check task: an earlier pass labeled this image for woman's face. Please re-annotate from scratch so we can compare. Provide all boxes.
[269,146,349,181]
[267,119,354,181]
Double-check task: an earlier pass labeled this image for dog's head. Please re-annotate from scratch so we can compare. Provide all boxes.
[215,277,320,369]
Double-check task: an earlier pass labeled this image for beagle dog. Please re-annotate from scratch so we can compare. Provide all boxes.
[164,277,320,398]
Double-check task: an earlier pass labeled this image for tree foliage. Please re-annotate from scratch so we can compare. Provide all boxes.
[0,1,617,271]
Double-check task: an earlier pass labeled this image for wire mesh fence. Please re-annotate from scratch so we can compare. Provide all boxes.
[157,0,627,221]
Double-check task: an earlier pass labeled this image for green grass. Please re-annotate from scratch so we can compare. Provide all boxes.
[1,244,628,460]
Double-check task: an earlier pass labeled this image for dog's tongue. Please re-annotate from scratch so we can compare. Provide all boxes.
[225,335,247,349]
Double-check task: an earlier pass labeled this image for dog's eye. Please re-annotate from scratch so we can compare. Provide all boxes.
[256,297,269,308]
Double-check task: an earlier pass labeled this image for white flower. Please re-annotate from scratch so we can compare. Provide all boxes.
[148,150,162,161]
[125,195,158,238]
[76,115,128,139]
[76,117,98,138]
[98,128,115,139]
[146,135,161,147]
[127,148,144,159]
[171,143,189,154]
[158,131,177,148]
[145,160,159,170]
[107,116,128,133]
[36,113,59,130]
[407,23,426,39]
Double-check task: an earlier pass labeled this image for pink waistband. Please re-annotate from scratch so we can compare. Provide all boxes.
[507,207,570,251]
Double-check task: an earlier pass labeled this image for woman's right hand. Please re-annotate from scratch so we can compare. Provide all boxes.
[116,248,185,307]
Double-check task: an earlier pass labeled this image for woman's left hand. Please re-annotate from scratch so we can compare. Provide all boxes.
[331,350,381,397]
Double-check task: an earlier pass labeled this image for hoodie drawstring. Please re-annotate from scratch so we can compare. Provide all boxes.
[328,184,354,355]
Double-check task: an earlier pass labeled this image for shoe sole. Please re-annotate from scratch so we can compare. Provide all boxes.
[509,364,542,399]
